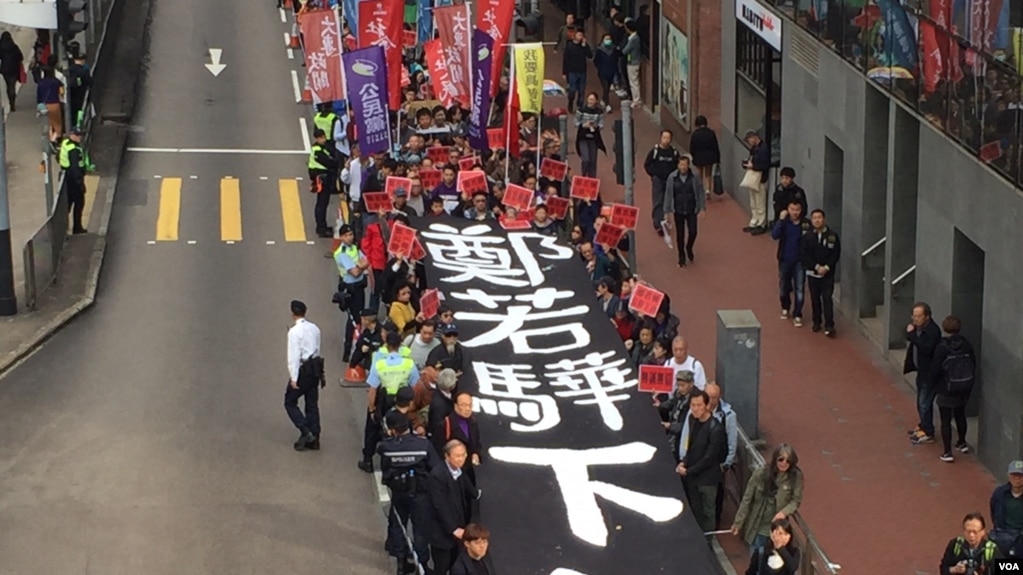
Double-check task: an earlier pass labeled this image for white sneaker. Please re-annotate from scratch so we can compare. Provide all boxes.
[780,310,789,319]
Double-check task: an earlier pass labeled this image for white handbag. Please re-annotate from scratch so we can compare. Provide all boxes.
[739,168,762,191]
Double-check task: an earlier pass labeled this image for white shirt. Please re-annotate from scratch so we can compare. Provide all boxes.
[287,318,322,382]
[664,355,708,390]
[340,156,375,203]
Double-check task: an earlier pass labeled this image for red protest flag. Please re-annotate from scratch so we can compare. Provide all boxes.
[387,223,417,258]
[477,0,515,97]
[459,156,481,171]
[594,222,626,249]
[458,171,488,195]
[610,204,640,230]
[629,283,666,318]
[410,237,427,262]
[540,157,568,181]
[419,168,442,190]
[400,64,411,88]
[424,39,458,109]
[570,175,600,201]
[503,184,534,210]
[419,288,440,318]
[545,195,569,220]
[638,365,676,394]
[487,128,505,150]
[502,85,520,157]
[427,146,451,165]
[358,0,404,110]
[434,5,472,107]
[385,176,413,198]
[300,10,345,104]
[363,191,392,212]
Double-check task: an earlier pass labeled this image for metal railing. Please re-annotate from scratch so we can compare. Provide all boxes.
[723,427,841,575]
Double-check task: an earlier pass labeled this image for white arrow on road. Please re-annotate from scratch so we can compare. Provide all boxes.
[205,48,226,77]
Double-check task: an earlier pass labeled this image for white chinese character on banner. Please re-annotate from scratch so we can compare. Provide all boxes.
[472,361,560,432]
[320,17,338,56]
[308,51,327,71]
[439,80,461,104]
[488,442,685,547]
[421,223,573,287]
[367,20,397,50]
[455,288,590,353]
[360,84,383,114]
[310,70,330,91]
[545,351,636,431]
[366,115,388,133]
[483,9,499,38]
[445,46,466,87]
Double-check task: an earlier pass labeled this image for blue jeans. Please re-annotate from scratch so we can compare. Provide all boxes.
[778,260,805,317]
[917,382,937,437]
[750,533,769,555]
[567,72,586,108]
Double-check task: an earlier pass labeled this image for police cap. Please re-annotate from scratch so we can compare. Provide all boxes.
[385,410,409,433]
[360,308,378,318]
[338,224,354,236]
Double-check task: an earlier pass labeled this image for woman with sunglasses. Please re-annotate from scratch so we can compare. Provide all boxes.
[732,443,804,551]
[745,518,800,575]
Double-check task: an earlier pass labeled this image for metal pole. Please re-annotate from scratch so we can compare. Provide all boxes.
[86,0,97,45]
[41,110,54,214]
[0,116,18,315]
[621,99,636,272]
[558,114,568,159]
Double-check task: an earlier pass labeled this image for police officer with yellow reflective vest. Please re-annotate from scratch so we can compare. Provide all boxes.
[309,128,339,238]
[378,409,440,575]
[59,128,88,234]
[939,512,1002,574]
[360,331,419,473]
[334,224,370,361]
[313,102,341,156]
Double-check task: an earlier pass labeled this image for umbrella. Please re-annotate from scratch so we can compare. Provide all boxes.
[866,66,914,80]
[543,79,567,97]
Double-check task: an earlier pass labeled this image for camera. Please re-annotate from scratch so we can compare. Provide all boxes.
[331,289,351,311]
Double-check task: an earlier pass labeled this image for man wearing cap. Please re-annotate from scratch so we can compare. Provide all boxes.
[349,308,383,371]
[59,128,88,234]
[285,300,325,451]
[427,324,467,375]
[334,224,371,362]
[990,460,1023,556]
[308,128,340,237]
[657,370,695,459]
[392,185,416,218]
[361,331,420,473]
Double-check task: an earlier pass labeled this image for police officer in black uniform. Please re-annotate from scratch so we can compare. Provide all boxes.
[308,128,340,238]
[379,410,440,575]
[349,308,383,370]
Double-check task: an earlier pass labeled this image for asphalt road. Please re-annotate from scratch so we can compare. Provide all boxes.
[0,0,391,573]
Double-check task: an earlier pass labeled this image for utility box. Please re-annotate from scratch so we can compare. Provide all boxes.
[715,310,762,438]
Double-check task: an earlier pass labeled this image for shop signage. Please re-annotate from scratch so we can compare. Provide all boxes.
[736,0,782,51]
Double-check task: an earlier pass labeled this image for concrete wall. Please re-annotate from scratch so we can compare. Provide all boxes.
[720,0,1023,473]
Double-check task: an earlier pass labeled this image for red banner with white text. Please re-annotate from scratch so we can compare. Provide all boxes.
[300,9,346,104]
[434,5,472,107]
[425,39,458,109]
[476,0,515,97]
[358,0,404,109]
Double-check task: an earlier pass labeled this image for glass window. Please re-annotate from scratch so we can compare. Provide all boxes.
[735,26,783,161]
[977,61,1019,181]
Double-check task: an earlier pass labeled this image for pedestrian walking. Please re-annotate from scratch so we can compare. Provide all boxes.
[426,439,480,575]
[0,32,24,112]
[360,331,419,473]
[553,12,576,53]
[688,116,721,199]
[433,391,483,487]
[36,66,63,144]
[771,201,810,327]
[745,519,800,575]
[451,523,498,575]
[800,209,840,336]
[308,128,339,237]
[333,224,370,362]
[622,20,642,106]
[740,130,771,235]
[284,300,325,451]
[574,92,605,177]
[904,302,942,445]
[662,155,706,267]
[561,28,592,112]
[732,444,804,550]
[938,512,1001,574]
[933,315,976,462]
[59,128,88,234]
[989,461,1023,557]
[593,32,619,112]
[643,130,681,237]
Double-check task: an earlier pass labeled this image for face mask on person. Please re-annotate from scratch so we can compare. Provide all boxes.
[603,39,612,46]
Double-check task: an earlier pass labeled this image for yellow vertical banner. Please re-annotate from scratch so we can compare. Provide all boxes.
[1015,28,1023,76]
[513,43,545,114]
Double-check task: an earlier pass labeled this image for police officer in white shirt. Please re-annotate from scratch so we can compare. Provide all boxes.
[285,300,325,451]
[664,336,708,390]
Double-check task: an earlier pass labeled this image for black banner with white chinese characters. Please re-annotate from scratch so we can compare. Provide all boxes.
[417,218,722,575]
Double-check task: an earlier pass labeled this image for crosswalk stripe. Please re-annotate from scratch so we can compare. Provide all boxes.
[220,177,243,242]
[156,177,181,241]
[82,174,100,231]
[279,179,306,242]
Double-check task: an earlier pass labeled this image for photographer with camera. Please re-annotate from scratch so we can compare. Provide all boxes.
[333,224,371,362]
[939,512,1001,575]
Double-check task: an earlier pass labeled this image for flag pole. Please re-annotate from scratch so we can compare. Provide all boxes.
[504,45,515,186]
[535,44,543,181]
[465,3,473,107]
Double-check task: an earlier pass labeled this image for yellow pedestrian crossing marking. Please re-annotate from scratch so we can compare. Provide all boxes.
[82,174,100,231]
[156,177,182,241]
[220,177,243,242]
[278,178,307,242]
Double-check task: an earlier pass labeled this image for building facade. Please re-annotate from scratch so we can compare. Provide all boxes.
[719,0,1023,473]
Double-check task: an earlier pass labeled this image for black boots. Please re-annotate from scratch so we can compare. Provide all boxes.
[294,430,316,451]
[357,458,374,473]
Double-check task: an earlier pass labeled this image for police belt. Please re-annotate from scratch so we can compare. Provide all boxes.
[381,451,429,493]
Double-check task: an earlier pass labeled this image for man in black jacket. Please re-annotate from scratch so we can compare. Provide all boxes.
[675,390,726,538]
[427,323,466,375]
[741,130,772,235]
[562,28,592,112]
[643,129,681,237]
[772,167,807,223]
[427,439,480,575]
[661,156,706,267]
[800,209,841,337]
[905,302,942,445]
[688,115,721,198]
[450,523,498,575]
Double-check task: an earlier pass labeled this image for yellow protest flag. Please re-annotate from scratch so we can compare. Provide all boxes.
[513,43,545,114]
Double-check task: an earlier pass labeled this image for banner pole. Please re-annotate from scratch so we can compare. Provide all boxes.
[465,3,473,108]
[504,45,515,186]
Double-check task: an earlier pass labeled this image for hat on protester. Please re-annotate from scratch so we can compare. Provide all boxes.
[440,323,458,335]
[395,386,415,407]
[338,224,354,236]
[1008,461,1023,475]
[393,187,408,198]
[676,370,695,383]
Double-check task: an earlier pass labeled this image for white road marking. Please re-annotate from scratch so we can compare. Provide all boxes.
[284,32,291,47]
[259,176,268,180]
[187,240,197,245]
[189,175,198,179]
[204,48,226,77]
[147,240,156,245]
[374,471,390,503]
[279,7,287,22]
[299,117,310,152]
[295,177,303,181]
[305,241,316,245]
[127,147,307,155]
[266,240,276,245]
[226,240,236,245]
[153,175,162,179]
[287,48,294,60]
[290,69,301,103]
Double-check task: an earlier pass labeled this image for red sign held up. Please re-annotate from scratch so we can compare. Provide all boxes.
[610,203,640,230]
[594,222,626,249]
[638,365,676,394]
[363,191,392,213]
[545,196,570,220]
[385,176,413,198]
[540,157,568,181]
[419,168,442,190]
[500,217,532,230]
[459,156,481,171]
[503,184,534,211]
[570,175,600,201]
[487,128,505,150]
[458,171,488,195]
[427,146,451,165]
[388,223,417,258]
[402,29,417,48]
[410,237,427,262]
[629,283,666,318]
[419,288,440,318]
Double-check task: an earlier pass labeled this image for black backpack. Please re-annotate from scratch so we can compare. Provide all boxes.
[943,351,975,395]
